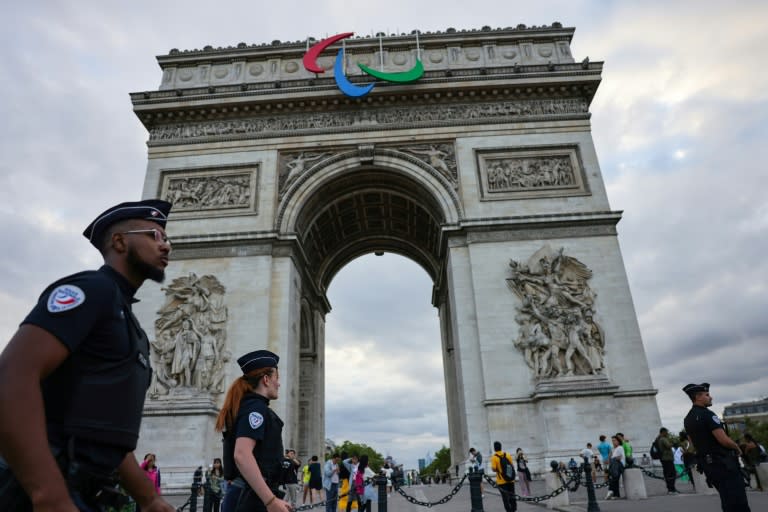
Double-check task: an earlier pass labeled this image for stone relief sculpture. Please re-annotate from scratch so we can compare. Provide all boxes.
[402,144,457,183]
[279,152,330,192]
[149,273,230,398]
[507,245,605,378]
[487,156,574,192]
[165,174,251,210]
[149,98,589,144]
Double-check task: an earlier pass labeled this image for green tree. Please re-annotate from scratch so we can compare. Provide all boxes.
[737,418,768,447]
[334,440,385,473]
[421,446,451,478]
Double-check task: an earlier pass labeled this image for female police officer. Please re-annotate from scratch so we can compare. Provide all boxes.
[216,350,292,512]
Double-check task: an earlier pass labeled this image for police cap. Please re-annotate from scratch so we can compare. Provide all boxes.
[237,350,279,374]
[83,199,172,248]
[682,382,709,398]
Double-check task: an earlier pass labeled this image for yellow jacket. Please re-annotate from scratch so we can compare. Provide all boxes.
[490,450,516,485]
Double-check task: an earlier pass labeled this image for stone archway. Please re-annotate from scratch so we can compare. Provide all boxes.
[132,25,661,477]
[278,151,462,458]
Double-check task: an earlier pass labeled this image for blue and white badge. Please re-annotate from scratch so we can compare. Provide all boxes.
[249,412,264,430]
[712,415,721,425]
[47,285,86,313]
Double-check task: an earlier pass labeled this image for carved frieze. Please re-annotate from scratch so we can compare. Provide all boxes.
[149,273,230,398]
[507,245,605,379]
[277,141,459,198]
[148,98,589,145]
[476,145,588,200]
[159,164,259,218]
[278,151,333,194]
[400,143,457,184]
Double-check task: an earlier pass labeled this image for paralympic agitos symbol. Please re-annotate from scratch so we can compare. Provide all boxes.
[302,32,424,98]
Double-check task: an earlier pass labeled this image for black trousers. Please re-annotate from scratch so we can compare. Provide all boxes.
[702,456,751,512]
[661,460,678,491]
[498,482,516,512]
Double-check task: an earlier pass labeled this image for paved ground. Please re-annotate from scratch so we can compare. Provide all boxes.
[164,475,768,511]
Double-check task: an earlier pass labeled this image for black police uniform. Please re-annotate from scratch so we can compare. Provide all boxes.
[684,404,751,511]
[222,393,285,512]
[0,266,152,510]
[0,199,170,511]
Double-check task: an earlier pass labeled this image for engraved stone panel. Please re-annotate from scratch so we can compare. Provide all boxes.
[149,273,230,398]
[507,245,605,379]
[476,145,588,200]
[149,99,589,145]
[159,164,259,218]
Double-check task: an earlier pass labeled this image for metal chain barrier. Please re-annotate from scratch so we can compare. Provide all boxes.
[638,466,685,481]
[293,489,352,511]
[482,472,580,503]
[393,474,468,507]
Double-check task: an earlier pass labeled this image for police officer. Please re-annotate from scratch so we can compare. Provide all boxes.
[0,199,175,512]
[215,350,292,512]
[683,382,752,512]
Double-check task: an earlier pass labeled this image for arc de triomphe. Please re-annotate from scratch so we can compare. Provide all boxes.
[131,24,660,472]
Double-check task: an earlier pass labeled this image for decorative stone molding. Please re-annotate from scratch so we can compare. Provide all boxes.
[158,163,259,218]
[148,98,589,145]
[149,273,230,399]
[476,145,588,200]
[277,142,459,199]
[507,245,605,379]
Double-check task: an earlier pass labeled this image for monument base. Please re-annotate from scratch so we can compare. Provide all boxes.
[136,391,222,492]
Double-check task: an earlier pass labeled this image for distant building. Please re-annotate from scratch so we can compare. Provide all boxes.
[723,397,768,432]
[418,459,426,471]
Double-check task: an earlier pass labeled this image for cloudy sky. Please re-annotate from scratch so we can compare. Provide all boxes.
[1,1,766,470]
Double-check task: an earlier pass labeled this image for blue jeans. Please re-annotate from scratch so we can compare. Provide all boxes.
[325,483,338,512]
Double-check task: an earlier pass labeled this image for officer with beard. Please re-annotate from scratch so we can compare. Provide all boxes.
[0,200,175,512]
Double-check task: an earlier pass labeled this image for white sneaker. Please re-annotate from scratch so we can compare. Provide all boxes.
[605,491,613,499]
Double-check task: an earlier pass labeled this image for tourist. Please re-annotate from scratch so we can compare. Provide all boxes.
[606,435,625,500]
[140,454,162,495]
[322,453,340,512]
[515,448,531,496]
[206,458,225,512]
[656,427,679,494]
[597,435,612,479]
[354,455,376,512]
[308,455,323,503]
[342,454,360,512]
[280,449,301,508]
[490,441,516,512]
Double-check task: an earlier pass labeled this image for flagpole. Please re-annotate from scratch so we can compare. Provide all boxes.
[379,32,384,71]
[416,30,420,61]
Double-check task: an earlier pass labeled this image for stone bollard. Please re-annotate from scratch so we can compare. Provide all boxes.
[545,472,569,509]
[621,468,646,500]
[756,464,768,491]
[691,468,717,495]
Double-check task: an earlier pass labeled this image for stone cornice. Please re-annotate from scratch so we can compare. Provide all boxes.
[156,24,575,65]
[131,62,602,112]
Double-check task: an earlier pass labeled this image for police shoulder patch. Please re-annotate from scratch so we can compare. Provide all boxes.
[712,415,721,425]
[47,285,86,313]
[249,412,264,430]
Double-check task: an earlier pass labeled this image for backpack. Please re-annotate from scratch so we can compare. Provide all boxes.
[650,437,661,460]
[354,469,365,496]
[497,453,515,481]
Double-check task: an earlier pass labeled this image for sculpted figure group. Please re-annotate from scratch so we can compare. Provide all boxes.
[149,272,231,397]
[508,245,605,378]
